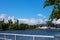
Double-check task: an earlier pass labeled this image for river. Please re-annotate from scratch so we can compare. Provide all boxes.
[0,29,60,40]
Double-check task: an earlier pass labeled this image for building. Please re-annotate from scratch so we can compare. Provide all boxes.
[4,16,19,24]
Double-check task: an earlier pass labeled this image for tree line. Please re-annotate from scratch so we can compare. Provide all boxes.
[0,19,60,30]
[0,19,37,30]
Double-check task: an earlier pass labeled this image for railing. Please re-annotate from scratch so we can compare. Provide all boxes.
[0,33,60,40]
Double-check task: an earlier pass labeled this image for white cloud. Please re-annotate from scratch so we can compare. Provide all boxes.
[51,19,60,24]
[8,16,14,20]
[56,19,60,24]
[18,18,46,25]
[38,14,43,17]
[0,14,7,19]
[37,14,46,18]
[0,14,7,21]
[0,14,47,25]
[52,19,56,24]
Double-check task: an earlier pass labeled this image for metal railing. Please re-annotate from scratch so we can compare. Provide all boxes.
[0,33,60,40]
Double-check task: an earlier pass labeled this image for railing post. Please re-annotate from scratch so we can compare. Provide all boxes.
[33,36,35,40]
[15,34,16,40]
[4,33,6,40]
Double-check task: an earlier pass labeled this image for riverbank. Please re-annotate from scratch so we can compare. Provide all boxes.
[36,26,60,30]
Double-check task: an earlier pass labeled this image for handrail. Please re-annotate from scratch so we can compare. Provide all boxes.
[0,33,54,38]
[0,33,60,40]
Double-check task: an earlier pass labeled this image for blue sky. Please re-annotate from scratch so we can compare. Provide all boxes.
[0,0,53,19]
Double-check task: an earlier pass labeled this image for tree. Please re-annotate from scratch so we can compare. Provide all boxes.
[0,19,9,30]
[0,22,3,30]
[29,25,37,29]
[9,24,19,30]
[0,22,9,30]
[19,24,29,30]
[44,0,60,20]
[49,7,60,20]
[46,21,53,27]
[2,23,9,30]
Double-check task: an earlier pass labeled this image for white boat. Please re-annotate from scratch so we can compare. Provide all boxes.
[40,26,48,29]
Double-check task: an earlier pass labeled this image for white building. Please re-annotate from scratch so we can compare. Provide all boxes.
[4,16,19,24]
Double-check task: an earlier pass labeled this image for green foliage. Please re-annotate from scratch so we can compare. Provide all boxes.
[47,21,52,26]
[0,20,59,30]
[44,0,60,20]
[0,21,9,30]
[8,23,37,30]
[18,24,37,30]
[19,24,29,30]
[49,8,60,20]
[28,25,37,29]
[9,24,19,30]
[44,0,60,8]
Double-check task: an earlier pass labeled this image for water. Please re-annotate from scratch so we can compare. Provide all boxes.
[0,29,60,40]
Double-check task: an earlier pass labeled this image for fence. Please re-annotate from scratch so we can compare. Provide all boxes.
[0,33,60,40]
